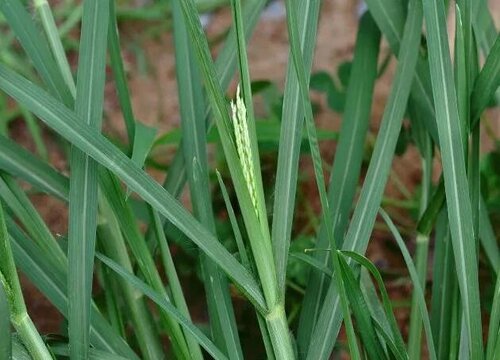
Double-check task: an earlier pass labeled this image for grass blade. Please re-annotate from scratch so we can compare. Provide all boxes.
[0,0,72,105]
[479,198,500,272]
[97,253,228,360]
[0,135,69,201]
[429,209,457,359]
[306,1,423,357]
[108,0,135,149]
[67,1,109,357]
[34,0,76,96]
[130,122,157,169]
[471,34,500,123]
[7,219,139,359]
[486,270,500,360]
[297,12,381,352]
[364,0,438,143]
[341,251,407,358]
[0,201,52,359]
[97,198,164,360]
[380,209,437,360]
[271,0,320,297]
[0,64,266,311]
[99,169,190,358]
[149,208,202,358]
[172,0,242,356]
[0,269,11,359]
[422,0,483,356]
[337,254,386,359]
[0,173,66,269]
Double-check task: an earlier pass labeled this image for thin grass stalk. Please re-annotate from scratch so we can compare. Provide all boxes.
[7,217,139,359]
[150,208,203,359]
[282,0,362,355]
[33,0,76,97]
[421,0,483,356]
[174,0,276,314]
[95,263,124,336]
[271,0,320,299]
[0,201,52,360]
[380,209,437,360]
[108,0,135,150]
[97,254,228,360]
[407,98,433,359]
[172,0,242,356]
[297,13,381,352]
[0,173,66,270]
[0,281,10,359]
[19,107,48,161]
[305,1,423,357]
[429,210,455,358]
[68,1,109,357]
[230,0,295,357]
[486,269,500,360]
[99,170,191,359]
[97,198,164,360]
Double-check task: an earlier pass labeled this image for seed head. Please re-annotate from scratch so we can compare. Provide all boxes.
[231,85,258,215]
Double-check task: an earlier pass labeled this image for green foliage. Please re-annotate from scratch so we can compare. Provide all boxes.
[0,0,498,359]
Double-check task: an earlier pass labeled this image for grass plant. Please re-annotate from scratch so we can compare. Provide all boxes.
[0,0,499,359]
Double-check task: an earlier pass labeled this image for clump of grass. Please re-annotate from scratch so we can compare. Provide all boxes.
[0,0,499,359]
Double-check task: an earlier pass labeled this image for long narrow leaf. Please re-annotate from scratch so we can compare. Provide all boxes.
[7,218,139,359]
[422,0,483,356]
[97,254,228,360]
[306,1,423,358]
[298,12,381,351]
[380,209,437,360]
[172,0,242,356]
[471,34,500,122]
[68,1,109,357]
[0,64,267,312]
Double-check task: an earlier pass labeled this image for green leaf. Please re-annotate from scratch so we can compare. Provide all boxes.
[305,1,423,358]
[422,0,484,356]
[0,134,69,201]
[341,251,407,359]
[486,269,500,360]
[471,34,500,122]
[108,0,136,148]
[97,253,228,360]
[298,11,381,352]
[131,122,157,169]
[365,0,438,144]
[0,0,72,106]
[7,218,139,359]
[99,169,191,359]
[0,63,266,312]
[271,0,321,298]
[173,0,241,354]
[67,1,109,357]
[0,278,11,359]
[337,254,386,360]
[380,209,437,360]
